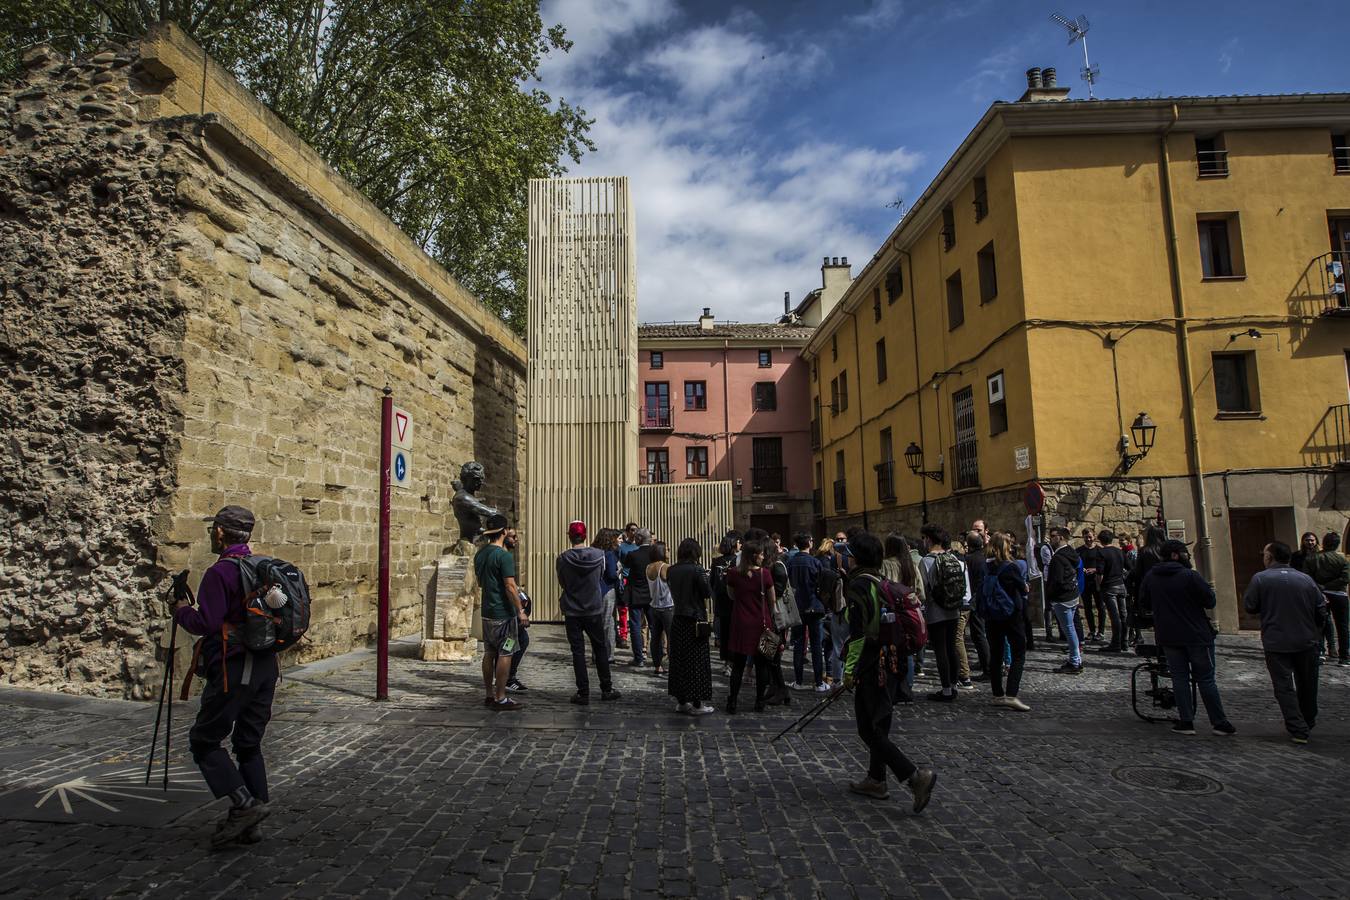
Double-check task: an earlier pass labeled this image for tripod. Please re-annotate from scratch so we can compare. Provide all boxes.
[771,684,849,742]
[145,572,191,790]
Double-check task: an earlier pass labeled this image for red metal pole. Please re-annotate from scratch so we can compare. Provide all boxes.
[377,386,392,701]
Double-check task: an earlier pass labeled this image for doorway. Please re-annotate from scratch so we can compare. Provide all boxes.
[750,514,791,545]
[1230,508,1276,631]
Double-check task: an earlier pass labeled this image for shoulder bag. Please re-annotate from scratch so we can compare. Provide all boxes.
[757,570,782,657]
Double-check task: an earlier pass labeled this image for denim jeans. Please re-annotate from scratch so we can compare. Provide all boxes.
[792,617,825,685]
[1162,643,1227,727]
[602,589,616,663]
[630,606,647,663]
[1101,586,1126,650]
[1051,601,1082,666]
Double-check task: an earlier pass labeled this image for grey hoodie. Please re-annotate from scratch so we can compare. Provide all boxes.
[556,546,606,617]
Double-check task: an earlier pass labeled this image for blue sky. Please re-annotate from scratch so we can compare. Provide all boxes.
[537,0,1349,324]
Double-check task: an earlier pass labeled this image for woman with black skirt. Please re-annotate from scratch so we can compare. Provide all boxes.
[667,538,715,715]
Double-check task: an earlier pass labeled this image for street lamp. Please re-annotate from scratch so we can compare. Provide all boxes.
[904,442,944,482]
[1119,411,1156,472]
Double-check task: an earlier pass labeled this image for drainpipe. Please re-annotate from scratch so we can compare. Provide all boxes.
[1158,104,1214,578]
[849,310,870,531]
[722,340,735,514]
[899,247,928,523]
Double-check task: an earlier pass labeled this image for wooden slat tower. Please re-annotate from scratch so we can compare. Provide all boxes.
[525,178,639,620]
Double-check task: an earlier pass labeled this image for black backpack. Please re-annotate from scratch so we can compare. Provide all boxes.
[231,555,312,652]
[928,551,967,610]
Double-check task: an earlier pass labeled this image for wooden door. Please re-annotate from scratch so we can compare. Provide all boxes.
[1230,508,1275,631]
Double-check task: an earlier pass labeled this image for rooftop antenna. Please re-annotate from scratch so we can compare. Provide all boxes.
[1050,12,1099,99]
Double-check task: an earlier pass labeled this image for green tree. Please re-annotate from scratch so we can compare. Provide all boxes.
[1,1,593,334]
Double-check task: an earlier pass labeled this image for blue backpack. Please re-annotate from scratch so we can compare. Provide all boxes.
[1075,554,1086,597]
[978,565,1017,621]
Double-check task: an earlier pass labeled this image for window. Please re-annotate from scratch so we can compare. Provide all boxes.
[872,286,881,322]
[941,204,956,251]
[831,334,838,361]
[684,380,706,410]
[977,241,998,304]
[885,263,903,303]
[645,448,670,483]
[758,349,772,368]
[650,351,663,369]
[812,360,818,382]
[952,386,979,490]
[1213,352,1260,413]
[946,271,965,330]
[875,338,888,383]
[987,371,1007,435]
[838,370,849,412]
[751,437,784,493]
[643,382,670,428]
[1198,214,1244,278]
[830,376,839,416]
[1196,135,1228,177]
[1334,133,1350,175]
[753,381,777,411]
[686,446,708,478]
[972,176,988,221]
[833,450,847,512]
[877,427,895,501]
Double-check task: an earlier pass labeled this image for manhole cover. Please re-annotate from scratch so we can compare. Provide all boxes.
[1111,765,1222,795]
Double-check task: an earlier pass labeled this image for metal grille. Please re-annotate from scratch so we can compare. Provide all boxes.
[952,386,979,490]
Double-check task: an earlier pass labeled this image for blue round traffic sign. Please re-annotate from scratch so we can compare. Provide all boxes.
[394,452,407,481]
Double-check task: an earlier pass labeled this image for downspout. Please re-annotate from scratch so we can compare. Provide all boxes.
[849,310,870,530]
[1158,104,1214,577]
[722,340,735,512]
[899,247,929,522]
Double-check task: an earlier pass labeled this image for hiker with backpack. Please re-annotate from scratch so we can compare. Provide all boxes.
[981,533,1031,711]
[842,531,937,811]
[919,523,967,702]
[172,505,294,848]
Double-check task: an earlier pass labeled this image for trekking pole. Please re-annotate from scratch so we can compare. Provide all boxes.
[770,685,848,742]
[145,571,190,788]
[162,622,175,791]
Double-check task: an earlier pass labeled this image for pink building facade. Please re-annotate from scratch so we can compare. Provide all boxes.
[637,312,816,539]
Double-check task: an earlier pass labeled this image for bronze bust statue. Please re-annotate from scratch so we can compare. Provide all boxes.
[452,461,499,544]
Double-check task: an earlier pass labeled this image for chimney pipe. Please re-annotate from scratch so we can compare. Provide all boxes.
[698,307,714,330]
[783,291,791,314]
[702,307,711,317]
[1026,67,1042,89]
[822,256,829,266]
[1043,67,1057,88]
[841,256,848,266]
[831,256,839,266]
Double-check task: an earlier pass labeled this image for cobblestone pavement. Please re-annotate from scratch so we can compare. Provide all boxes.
[1,627,1348,899]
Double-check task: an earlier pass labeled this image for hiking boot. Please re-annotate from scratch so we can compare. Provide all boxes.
[908,769,937,813]
[1212,721,1236,736]
[849,778,889,800]
[570,693,590,705]
[1171,721,1195,735]
[210,800,270,850]
[601,690,622,701]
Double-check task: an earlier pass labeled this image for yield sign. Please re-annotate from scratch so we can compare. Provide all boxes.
[391,407,413,450]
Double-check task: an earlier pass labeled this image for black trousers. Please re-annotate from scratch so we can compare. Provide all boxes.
[927,619,960,689]
[854,666,917,786]
[564,614,613,695]
[509,625,530,679]
[728,653,772,707]
[1324,593,1349,662]
[1264,648,1319,738]
[986,616,1027,698]
[968,610,990,673]
[190,651,277,801]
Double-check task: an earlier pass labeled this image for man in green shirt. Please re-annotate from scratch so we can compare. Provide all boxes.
[476,514,528,710]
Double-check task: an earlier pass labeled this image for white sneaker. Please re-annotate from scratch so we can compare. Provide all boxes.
[676,702,693,714]
[814,682,832,693]
[789,681,811,692]
[692,704,716,715]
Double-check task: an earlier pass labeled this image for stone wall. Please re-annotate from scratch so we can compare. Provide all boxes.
[0,27,525,697]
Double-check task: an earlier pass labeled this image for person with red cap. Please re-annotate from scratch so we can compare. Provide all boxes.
[557,520,621,704]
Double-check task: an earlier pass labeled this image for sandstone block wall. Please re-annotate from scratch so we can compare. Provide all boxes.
[0,26,525,697]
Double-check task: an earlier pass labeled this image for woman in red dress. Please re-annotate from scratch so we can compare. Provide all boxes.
[723,540,778,713]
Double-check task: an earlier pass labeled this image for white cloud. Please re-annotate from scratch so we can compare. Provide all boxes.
[540,0,678,78]
[846,0,904,29]
[1218,37,1240,75]
[537,8,921,324]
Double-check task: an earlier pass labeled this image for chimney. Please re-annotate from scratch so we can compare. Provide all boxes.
[813,255,853,326]
[783,291,791,315]
[698,307,714,330]
[1018,64,1071,103]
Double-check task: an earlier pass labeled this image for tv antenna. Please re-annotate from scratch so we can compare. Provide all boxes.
[1050,12,1099,99]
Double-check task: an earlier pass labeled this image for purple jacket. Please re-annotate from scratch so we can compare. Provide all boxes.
[174,544,250,667]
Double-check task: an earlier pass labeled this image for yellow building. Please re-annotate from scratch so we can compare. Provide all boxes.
[806,72,1350,630]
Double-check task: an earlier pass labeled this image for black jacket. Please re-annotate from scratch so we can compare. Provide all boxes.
[668,561,712,620]
[1141,561,1216,646]
[1097,545,1125,589]
[964,549,988,602]
[625,545,656,607]
[1046,546,1080,604]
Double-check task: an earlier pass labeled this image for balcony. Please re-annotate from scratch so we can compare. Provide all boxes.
[833,478,848,513]
[875,460,897,502]
[1336,143,1350,175]
[940,227,955,251]
[1319,251,1350,318]
[751,466,786,494]
[951,440,980,491]
[810,417,821,450]
[640,408,672,431]
[640,467,672,485]
[1197,149,1229,177]
[972,193,988,222]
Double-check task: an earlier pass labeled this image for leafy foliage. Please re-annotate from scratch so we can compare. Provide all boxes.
[1,1,593,334]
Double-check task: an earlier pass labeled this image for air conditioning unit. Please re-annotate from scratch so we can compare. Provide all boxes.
[987,372,1005,404]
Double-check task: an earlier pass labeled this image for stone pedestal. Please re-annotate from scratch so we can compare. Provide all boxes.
[419,547,480,662]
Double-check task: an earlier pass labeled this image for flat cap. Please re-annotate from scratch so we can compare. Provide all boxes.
[212,505,255,533]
